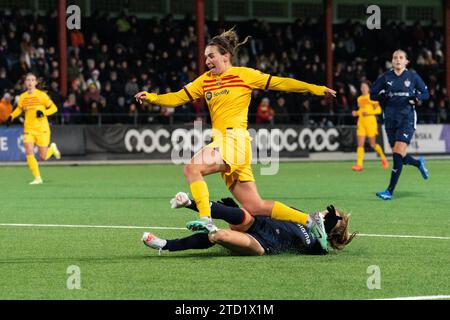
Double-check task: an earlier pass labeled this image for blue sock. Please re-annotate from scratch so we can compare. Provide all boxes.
[187,200,246,225]
[403,154,420,168]
[164,233,214,251]
[388,153,404,194]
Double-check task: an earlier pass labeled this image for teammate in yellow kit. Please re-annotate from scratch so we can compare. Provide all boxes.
[5,73,61,184]
[135,28,336,251]
[351,81,388,171]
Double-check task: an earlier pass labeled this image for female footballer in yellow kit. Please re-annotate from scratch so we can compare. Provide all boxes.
[135,28,336,251]
[351,81,388,171]
[6,73,61,184]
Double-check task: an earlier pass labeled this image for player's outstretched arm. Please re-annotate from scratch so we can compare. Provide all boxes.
[268,76,336,97]
[134,89,192,108]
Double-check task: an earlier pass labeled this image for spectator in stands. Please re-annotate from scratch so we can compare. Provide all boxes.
[0,92,13,123]
[61,93,80,124]
[255,97,274,124]
[86,69,101,92]
[273,96,289,124]
[0,68,12,95]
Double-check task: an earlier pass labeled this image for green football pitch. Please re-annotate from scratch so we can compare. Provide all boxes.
[0,160,449,300]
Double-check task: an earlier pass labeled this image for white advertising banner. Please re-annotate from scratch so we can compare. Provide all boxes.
[382,124,450,154]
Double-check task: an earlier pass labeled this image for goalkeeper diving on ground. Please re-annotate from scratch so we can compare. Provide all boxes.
[142,192,356,256]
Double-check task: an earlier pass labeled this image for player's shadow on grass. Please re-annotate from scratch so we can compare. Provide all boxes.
[366,191,421,200]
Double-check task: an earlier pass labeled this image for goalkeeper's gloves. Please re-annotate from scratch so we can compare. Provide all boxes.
[36,110,44,118]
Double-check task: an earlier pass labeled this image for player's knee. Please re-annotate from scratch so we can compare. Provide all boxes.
[209,229,230,244]
[242,201,267,216]
[183,163,199,179]
[38,154,46,161]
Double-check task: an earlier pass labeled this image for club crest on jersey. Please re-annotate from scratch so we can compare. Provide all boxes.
[205,91,212,101]
[404,79,411,87]
[216,78,222,86]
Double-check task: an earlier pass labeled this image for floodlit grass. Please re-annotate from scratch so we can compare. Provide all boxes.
[1,161,449,299]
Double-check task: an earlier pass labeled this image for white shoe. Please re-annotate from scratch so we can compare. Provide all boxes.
[142,232,167,254]
[51,143,61,160]
[29,177,43,185]
[170,192,192,209]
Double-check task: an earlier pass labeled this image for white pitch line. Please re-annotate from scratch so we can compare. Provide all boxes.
[0,223,449,240]
[374,295,450,300]
[0,223,185,230]
[358,233,450,240]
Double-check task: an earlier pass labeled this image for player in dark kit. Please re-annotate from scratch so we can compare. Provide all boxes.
[370,50,430,200]
[142,193,356,256]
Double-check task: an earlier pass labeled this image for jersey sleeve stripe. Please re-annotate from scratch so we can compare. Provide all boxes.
[183,86,194,102]
[264,75,272,90]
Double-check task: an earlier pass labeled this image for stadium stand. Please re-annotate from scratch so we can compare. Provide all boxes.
[0,10,447,125]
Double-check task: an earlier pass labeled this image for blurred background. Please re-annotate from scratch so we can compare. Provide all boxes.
[0,0,448,160]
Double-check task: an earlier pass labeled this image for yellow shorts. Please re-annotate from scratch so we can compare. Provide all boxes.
[206,128,255,189]
[23,131,50,147]
[357,123,378,138]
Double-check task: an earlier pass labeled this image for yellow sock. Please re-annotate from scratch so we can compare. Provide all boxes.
[45,146,54,160]
[271,201,309,226]
[26,155,41,178]
[374,144,386,160]
[356,147,364,166]
[189,180,211,218]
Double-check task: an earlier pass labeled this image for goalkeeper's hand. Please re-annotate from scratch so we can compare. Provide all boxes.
[36,110,44,118]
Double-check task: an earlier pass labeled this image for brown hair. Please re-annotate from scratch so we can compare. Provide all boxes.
[207,27,250,57]
[24,72,46,90]
[328,210,357,251]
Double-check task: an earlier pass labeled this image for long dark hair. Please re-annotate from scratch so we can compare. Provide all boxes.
[328,210,358,251]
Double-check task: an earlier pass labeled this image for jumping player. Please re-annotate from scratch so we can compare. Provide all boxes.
[351,81,388,171]
[135,28,336,252]
[370,50,430,200]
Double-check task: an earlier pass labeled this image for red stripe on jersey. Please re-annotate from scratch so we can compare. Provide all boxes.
[183,86,194,102]
[203,75,239,83]
[203,79,245,90]
[206,84,252,92]
[264,75,272,90]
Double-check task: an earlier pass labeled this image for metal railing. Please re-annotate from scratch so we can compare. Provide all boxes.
[52,112,445,126]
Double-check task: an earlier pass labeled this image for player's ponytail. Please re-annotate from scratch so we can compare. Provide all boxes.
[327,211,357,251]
[208,27,250,57]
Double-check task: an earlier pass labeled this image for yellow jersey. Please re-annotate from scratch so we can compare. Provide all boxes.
[145,66,326,134]
[10,89,58,134]
[355,94,381,127]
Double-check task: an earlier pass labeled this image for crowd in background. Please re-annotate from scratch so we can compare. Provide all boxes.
[0,9,448,126]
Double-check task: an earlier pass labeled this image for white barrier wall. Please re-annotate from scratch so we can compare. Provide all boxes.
[382,124,450,154]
